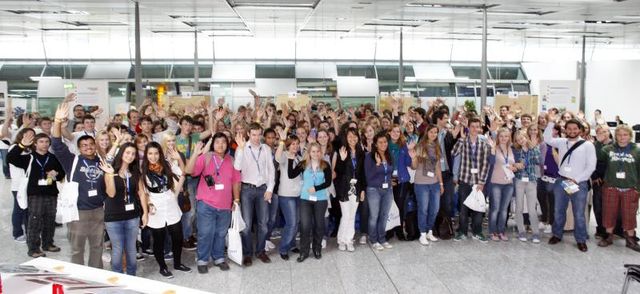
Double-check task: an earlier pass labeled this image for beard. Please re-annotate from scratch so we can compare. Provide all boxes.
[566,133,579,139]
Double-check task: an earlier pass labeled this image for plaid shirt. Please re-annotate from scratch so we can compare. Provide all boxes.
[514,146,541,181]
[452,136,490,185]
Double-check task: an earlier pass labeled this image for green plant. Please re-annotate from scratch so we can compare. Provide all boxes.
[464,100,476,113]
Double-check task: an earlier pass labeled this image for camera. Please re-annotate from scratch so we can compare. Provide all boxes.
[204,175,215,187]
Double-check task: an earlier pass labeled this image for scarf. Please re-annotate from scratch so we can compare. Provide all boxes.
[149,162,163,174]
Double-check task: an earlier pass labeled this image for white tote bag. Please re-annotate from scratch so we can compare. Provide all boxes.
[463,185,487,212]
[16,156,34,209]
[385,200,401,231]
[56,157,80,224]
[227,203,244,266]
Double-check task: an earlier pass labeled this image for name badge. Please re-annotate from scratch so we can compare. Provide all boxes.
[350,179,358,184]
[563,166,572,172]
[470,168,479,174]
[382,183,389,189]
[125,203,135,211]
[521,177,530,183]
[38,179,49,186]
[215,183,225,190]
[616,172,626,179]
[440,158,445,163]
[427,172,435,178]
[88,189,98,197]
[543,165,547,170]
[308,195,317,202]
[392,170,398,177]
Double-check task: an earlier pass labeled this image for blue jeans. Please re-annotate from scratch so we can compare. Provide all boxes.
[266,193,280,240]
[489,183,514,234]
[367,187,393,244]
[104,218,139,275]
[196,200,231,265]
[414,183,441,233]
[240,184,269,256]
[181,176,199,240]
[0,148,9,178]
[278,196,299,254]
[12,191,28,238]
[552,180,589,243]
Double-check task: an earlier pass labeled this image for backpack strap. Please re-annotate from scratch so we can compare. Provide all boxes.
[560,140,586,166]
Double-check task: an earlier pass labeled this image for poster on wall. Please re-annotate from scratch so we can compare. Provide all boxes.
[275,93,311,110]
[539,80,580,113]
[379,92,416,113]
[166,94,209,114]
[494,94,539,116]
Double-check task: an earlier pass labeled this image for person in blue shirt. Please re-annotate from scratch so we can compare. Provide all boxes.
[365,132,395,251]
[387,124,413,241]
[288,142,332,262]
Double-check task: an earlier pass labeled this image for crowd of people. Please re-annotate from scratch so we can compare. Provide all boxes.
[2,90,639,279]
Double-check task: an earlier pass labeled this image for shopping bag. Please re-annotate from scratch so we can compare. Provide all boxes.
[227,204,244,266]
[16,156,33,209]
[463,185,487,212]
[385,201,401,231]
[56,181,79,224]
[231,203,246,232]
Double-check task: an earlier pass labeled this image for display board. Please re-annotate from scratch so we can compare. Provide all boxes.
[275,93,311,110]
[379,92,417,113]
[494,94,539,116]
[166,93,209,114]
[539,80,580,113]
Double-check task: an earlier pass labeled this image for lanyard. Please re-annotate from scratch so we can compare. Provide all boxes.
[123,172,131,204]
[82,158,98,189]
[521,149,530,169]
[35,155,49,178]
[212,154,224,177]
[499,146,509,165]
[351,152,357,179]
[616,144,632,172]
[248,145,263,174]
[84,130,95,137]
[382,161,388,183]
[150,172,167,188]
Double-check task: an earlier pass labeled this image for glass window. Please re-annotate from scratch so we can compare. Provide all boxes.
[0,64,45,81]
[375,65,415,81]
[488,66,527,80]
[452,66,484,79]
[474,87,495,97]
[417,83,456,97]
[513,83,530,93]
[42,65,87,79]
[494,83,512,95]
[456,85,476,97]
[128,65,172,79]
[171,65,213,79]
[336,65,376,78]
[297,78,336,101]
[255,65,295,79]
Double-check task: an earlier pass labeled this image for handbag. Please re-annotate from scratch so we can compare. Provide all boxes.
[227,203,244,265]
[56,156,80,224]
[385,200,401,231]
[463,185,487,212]
[16,155,33,209]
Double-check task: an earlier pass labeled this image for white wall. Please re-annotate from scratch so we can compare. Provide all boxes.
[586,60,640,126]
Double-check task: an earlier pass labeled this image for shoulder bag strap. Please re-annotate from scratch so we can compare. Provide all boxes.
[560,140,586,166]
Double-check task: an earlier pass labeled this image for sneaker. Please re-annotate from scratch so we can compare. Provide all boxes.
[358,235,367,245]
[472,233,488,243]
[426,230,439,242]
[28,251,46,258]
[136,252,145,261]
[14,235,26,243]
[372,243,384,251]
[142,248,154,255]
[346,243,355,252]
[544,224,552,234]
[518,233,528,242]
[419,233,430,246]
[197,265,208,274]
[538,222,547,230]
[491,233,500,242]
[265,240,276,251]
[453,232,467,241]
[102,252,111,263]
[215,262,230,271]
[182,239,196,251]
[382,242,393,249]
[159,268,174,279]
[164,252,173,261]
[499,233,509,241]
[532,235,541,244]
[105,241,112,250]
[338,243,346,251]
[174,264,192,273]
[321,239,327,249]
[189,235,198,245]
[43,245,61,252]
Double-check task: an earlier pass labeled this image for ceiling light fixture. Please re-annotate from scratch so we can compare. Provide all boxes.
[226,0,321,10]
[406,3,499,9]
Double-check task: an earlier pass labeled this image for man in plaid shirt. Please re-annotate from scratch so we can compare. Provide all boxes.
[451,117,490,243]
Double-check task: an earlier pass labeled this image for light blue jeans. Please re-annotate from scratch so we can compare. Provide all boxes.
[196,201,231,265]
[278,196,299,254]
[414,183,441,233]
[489,183,514,234]
[104,217,139,275]
[367,187,393,244]
[553,180,589,243]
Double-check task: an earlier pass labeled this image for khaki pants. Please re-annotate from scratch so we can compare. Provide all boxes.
[67,207,105,269]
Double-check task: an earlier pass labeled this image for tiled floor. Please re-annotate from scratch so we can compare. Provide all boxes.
[2,175,640,294]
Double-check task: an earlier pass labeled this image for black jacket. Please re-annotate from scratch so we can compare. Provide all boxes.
[441,130,456,174]
[7,144,65,196]
[333,145,367,202]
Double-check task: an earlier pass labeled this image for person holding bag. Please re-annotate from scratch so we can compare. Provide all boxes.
[513,132,542,243]
[488,128,516,241]
[7,132,65,258]
[186,133,241,273]
[597,125,640,251]
[140,142,192,278]
[364,132,395,251]
[287,142,332,262]
[333,128,366,252]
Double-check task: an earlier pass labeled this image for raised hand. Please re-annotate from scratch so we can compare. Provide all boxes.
[111,129,123,145]
[63,92,77,103]
[375,152,382,166]
[215,109,225,121]
[408,148,416,159]
[339,146,348,161]
[235,133,246,149]
[407,141,416,150]
[277,128,288,142]
[22,113,33,127]
[248,89,258,98]
[99,159,115,174]
[193,141,206,156]
[21,131,34,146]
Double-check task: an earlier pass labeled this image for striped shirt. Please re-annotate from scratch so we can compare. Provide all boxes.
[451,136,490,185]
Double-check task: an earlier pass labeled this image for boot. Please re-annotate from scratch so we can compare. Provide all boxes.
[597,233,613,247]
[625,232,640,252]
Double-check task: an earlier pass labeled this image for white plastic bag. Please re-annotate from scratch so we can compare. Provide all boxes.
[227,203,244,265]
[463,185,487,212]
[16,156,33,209]
[55,157,80,224]
[385,200,401,231]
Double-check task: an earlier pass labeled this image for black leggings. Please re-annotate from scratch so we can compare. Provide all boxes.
[151,222,183,270]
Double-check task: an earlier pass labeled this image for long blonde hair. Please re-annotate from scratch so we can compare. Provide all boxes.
[301,142,328,170]
[161,133,176,154]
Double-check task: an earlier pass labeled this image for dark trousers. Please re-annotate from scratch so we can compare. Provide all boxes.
[150,222,183,270]
[27,196,57,253]
[328,195,341,236]
[358,196,369,234]
[457,183,483,235]
[389,182,410,238]
[592,182,606,235]
[12,191,28,238]
[299,199,327,256]
[538,180,556,225]
[441,171,455,217]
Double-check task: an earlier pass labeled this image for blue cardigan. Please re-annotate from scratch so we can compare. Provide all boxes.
[389,142,412,183]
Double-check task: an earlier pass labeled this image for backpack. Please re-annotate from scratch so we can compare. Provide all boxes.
[433,209,454,240]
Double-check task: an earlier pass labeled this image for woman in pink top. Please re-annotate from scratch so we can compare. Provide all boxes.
[489,128,517,241]
[186,133,241,274]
